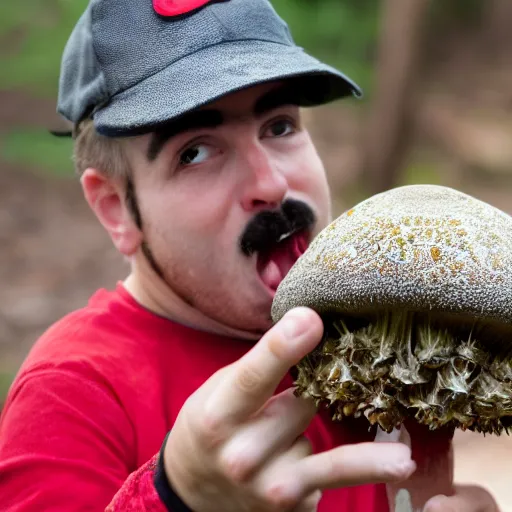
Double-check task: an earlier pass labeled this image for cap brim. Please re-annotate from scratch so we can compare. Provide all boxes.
[93,39,362,137]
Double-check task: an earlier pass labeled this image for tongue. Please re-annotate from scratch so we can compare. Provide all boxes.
[258,233,307,292]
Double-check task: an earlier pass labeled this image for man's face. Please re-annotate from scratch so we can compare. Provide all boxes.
[124,82,332,334]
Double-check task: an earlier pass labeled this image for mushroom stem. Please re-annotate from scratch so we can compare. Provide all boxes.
[385,423,454,511]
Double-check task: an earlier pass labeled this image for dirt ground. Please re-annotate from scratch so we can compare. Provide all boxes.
[1,89,512,509]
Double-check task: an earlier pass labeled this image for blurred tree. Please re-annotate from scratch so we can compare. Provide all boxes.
[360,0,430,195]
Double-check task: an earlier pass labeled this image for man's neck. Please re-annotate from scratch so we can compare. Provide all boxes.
[123,265,261,342]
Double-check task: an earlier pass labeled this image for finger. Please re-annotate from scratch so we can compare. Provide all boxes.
[210,308,323,423]
[219,389,317,481]
[423,485,499,512]
[297,441,417,495]
[283,435,314,460]
[254,436,315,509]
[256,440,415,510]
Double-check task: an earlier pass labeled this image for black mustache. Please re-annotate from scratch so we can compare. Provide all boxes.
[239,199,316,257]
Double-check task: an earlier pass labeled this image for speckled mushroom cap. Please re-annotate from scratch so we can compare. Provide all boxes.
[271,185,512,327]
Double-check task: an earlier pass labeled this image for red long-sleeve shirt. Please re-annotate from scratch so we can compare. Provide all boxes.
[0,284,388,511]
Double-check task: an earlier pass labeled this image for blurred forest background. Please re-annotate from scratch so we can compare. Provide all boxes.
[1,0,512,507]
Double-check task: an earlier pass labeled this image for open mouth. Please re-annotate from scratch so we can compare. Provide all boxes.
[256,230,309,295]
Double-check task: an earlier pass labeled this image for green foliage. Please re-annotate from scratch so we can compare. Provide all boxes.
[1,128,74,176]
[0,0,88,96]
[271,0,380,95]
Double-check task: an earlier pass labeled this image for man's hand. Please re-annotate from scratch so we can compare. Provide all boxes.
[424,484,500,512]
[163,307,416,512]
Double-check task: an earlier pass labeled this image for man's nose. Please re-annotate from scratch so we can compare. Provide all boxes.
[239,143,288,212]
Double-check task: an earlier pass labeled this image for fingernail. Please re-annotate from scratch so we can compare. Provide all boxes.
[281,308,315,339]
[385,459,417,481]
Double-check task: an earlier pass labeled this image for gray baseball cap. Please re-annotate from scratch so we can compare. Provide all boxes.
[58,0,362,137]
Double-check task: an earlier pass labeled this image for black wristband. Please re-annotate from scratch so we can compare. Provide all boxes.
[154,431,194,512]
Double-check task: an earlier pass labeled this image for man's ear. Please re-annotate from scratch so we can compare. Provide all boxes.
[81,168,143,256]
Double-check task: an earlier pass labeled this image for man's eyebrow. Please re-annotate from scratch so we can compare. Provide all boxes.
[253,85,302,116]
[146,85,301,161]
[147,110,223,161]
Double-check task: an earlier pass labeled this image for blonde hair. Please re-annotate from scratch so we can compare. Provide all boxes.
[73,119,143,230]
[73,119,130,179]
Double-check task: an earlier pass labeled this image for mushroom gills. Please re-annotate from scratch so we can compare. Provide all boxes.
[294,310,512,435]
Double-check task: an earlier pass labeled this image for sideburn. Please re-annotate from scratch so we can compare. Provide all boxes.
[125,176,165,280]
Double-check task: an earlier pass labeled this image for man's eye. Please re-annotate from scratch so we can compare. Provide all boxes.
[179,144,210,166]
[266,119,295,138]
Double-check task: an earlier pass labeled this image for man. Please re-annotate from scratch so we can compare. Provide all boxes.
[0,0,499,510]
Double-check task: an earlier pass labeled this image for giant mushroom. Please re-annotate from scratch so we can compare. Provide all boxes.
[271,185,512,510]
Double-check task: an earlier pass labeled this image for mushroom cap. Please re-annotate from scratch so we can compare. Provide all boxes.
[271,185,512,327]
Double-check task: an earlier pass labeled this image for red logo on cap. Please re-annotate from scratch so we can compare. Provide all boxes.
[153,0,215,16]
